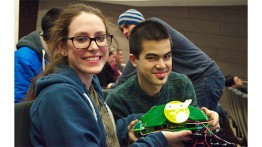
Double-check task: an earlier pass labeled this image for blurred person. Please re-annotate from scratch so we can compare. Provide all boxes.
[108,47,121,78]
[96,47,119,88]
[96,62,115,88]
[105,48,124,89]
[116,48,125,72]
[14,7,63,103]
[225,74,247,94]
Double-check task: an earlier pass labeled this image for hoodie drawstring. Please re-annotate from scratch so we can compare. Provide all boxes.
[42,49,46,71]
[83,93,98,122]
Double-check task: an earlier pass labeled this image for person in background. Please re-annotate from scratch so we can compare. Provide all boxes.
[108,47,121,78]
[105,48,124,89]
[116,48,126,72]
[14,7,63,103]
[109,9,225,114]
[224,75,247,145]
[26,4,194,146]
[106,20,219,146]
[96,61,115,88]
[225,74,247,94]
[96,47,119,88]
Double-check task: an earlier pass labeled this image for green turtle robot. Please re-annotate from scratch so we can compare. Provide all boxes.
[132,100,210,136]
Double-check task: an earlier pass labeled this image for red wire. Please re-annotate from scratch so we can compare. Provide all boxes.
[204,128,210,147]
[192,139,198,147]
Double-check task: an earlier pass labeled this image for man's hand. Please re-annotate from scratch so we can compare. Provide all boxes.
[201,107,219,130]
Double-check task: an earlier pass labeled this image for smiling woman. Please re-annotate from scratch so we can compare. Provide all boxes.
[25,4,120,146]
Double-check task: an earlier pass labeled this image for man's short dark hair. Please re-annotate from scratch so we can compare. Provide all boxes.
[225,74,235,87]
[41,8,63,41]
[129,20,172,59]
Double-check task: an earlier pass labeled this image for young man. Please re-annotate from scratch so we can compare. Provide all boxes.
[109,9,225,113]
[105,20,219,132]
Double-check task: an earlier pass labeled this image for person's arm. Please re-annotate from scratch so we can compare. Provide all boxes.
[148,17,188,45]
[116,113,144,146]
[15,48,42,103]
[116,114,192,147]
[32,85,103,146]
[129,132,168,147]
[110,60,136,89]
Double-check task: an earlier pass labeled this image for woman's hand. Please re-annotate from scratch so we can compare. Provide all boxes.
[162,130,192,146]
[127,119,139,143]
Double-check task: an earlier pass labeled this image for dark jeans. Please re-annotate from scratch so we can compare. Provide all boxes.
[217,103,228,126]
[192,70,225,112]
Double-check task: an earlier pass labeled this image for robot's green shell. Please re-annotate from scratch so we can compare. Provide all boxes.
[141,104,167,128]
[140,104,208,128]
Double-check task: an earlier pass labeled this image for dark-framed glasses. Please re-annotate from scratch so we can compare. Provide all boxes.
[66,34,113,49]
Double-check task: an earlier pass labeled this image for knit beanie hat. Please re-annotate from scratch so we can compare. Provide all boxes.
[118,9,145,27]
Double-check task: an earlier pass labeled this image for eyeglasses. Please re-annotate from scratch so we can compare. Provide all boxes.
[66,34,113,49]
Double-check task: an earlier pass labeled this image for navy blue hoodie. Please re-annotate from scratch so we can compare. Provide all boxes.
[30,65,168,146]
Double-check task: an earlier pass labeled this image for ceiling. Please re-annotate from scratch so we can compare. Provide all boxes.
[84,0,248,7]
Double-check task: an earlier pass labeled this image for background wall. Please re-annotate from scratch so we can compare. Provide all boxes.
[32,0,247,111]
[36,1,247,80]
